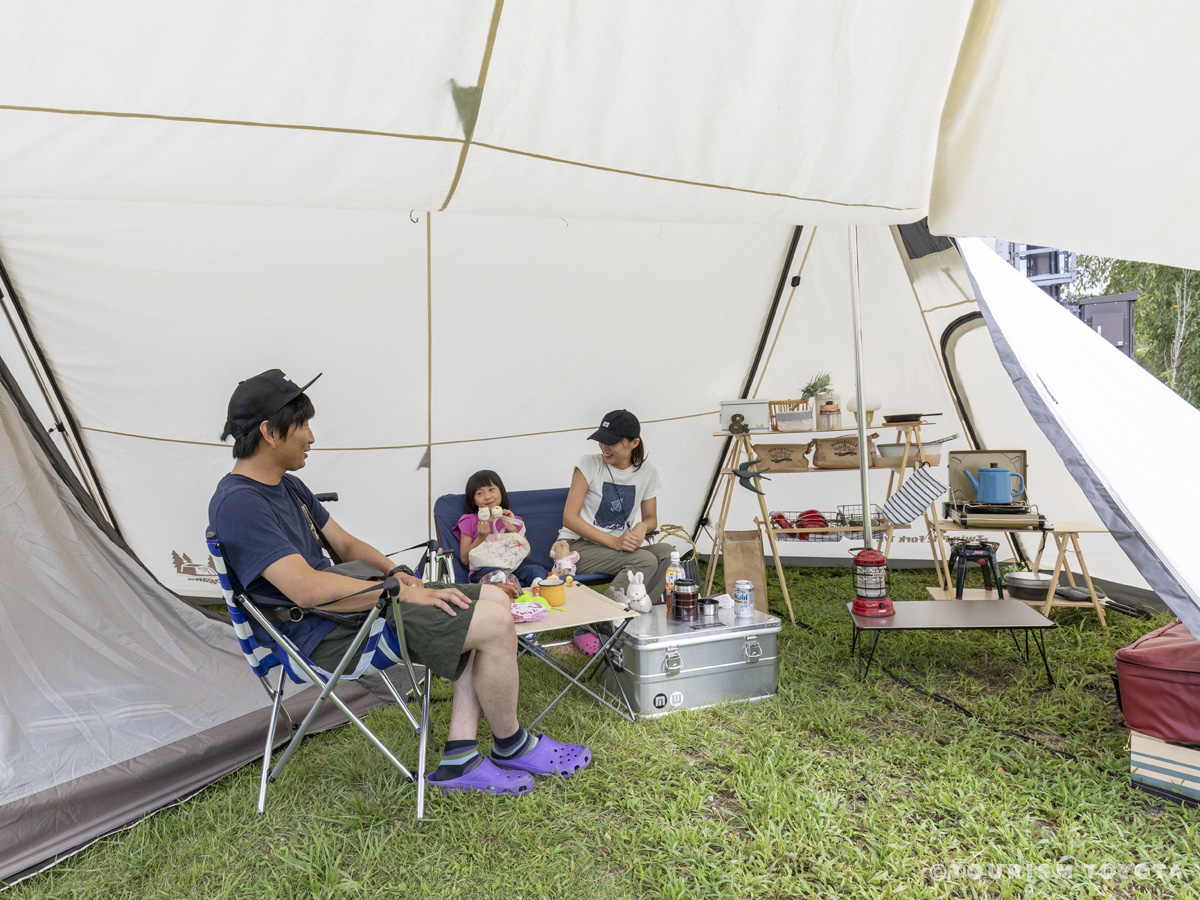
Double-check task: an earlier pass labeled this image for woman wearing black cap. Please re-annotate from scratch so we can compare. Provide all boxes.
[558,409,675,602]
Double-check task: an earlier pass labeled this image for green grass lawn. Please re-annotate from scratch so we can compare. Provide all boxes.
[11,567,1197,900]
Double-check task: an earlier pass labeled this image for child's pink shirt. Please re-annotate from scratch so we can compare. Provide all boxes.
[452,512,524,542]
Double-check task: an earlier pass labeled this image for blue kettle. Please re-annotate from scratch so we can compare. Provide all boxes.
[965,463,1025,504]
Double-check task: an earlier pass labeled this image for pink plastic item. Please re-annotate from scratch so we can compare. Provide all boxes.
[511,601,548,624]
[572,628,599,655]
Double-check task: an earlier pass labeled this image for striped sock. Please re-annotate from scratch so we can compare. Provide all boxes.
[491,726,539,759]
[431,740,480,781]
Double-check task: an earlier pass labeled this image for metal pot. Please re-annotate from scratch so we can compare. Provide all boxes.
[697,597,719,621]
[1003,571,1053,602]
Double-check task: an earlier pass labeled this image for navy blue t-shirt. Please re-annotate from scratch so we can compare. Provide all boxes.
[208,472,336,656]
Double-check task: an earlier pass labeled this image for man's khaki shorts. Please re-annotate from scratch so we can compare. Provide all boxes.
[310,582,482,680]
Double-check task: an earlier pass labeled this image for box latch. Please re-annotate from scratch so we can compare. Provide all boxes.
[744,635,763,662]
[664,647,682,675]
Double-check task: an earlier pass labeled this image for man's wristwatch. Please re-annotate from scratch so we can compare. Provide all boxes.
[385,564,410,578]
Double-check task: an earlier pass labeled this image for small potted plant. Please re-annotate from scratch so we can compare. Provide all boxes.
[803,372,843,429]
[775,372,829,432]
[801,372,832,403]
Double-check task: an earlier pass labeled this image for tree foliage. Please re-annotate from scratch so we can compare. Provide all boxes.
[1072,256,1200,406]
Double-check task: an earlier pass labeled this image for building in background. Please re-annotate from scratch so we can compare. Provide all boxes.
[987,241,1078,302]
[981,239,1135,357]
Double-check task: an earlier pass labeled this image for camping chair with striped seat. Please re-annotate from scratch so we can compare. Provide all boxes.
[205,532,434,821]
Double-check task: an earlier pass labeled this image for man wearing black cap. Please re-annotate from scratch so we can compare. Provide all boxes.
[208,370,591,794]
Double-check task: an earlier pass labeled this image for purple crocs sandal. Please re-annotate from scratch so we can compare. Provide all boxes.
[490,734,591,778]
[426,757,535,796]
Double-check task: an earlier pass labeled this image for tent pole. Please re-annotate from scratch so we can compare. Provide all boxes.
[848,226,873,549]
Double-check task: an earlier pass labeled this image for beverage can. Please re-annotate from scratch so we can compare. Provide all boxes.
[733,579,755,618]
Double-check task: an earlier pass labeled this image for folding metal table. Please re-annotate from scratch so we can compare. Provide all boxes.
[516,585,639,726]
[847,598,1057,684]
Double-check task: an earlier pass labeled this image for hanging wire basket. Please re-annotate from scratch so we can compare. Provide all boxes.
[768,510,842,543]
[837,504,888,542]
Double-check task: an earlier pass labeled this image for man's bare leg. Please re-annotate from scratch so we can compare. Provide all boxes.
[447,588,519,741]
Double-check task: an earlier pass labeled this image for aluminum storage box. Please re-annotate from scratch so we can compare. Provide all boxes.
[598,605,781,718]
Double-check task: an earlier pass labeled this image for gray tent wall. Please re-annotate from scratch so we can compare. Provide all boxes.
[0,358,388,885]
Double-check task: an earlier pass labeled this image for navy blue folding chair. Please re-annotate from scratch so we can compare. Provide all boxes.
[432,488,612,586]
[206,531,434,821]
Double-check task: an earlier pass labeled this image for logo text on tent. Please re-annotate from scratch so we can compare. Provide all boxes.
[171,550,219,584]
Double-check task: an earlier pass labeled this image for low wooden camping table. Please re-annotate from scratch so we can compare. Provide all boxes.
[847,598,1057,684]
[928,519,1109,626]
[515,584,639,727]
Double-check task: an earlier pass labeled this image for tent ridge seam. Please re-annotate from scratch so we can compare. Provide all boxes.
[470,142,923,212]
[439,0,505,211]
[2,104,920,214]
[0,104,463,145]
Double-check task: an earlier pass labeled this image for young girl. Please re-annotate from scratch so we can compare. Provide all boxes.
[453,470,549,586]
[559,409,675,601]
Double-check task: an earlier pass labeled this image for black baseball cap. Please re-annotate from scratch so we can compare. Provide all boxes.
[588,409,640,444]
[226,369,321,439]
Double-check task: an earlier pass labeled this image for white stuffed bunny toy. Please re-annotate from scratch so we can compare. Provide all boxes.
[624,570,652,613]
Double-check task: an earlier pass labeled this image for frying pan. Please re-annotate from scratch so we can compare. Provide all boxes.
[882,413,943,424]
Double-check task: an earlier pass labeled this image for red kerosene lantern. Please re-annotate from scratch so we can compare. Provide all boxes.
[851,547,894,617]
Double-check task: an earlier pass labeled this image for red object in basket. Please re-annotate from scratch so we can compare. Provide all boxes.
[771,513,792,531]
[796,509,827,541]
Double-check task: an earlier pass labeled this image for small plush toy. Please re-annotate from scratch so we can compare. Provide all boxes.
[549,539,580,578]
[624,570,652,613]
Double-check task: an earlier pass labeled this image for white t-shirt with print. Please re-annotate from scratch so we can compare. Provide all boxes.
[559,453,662,541]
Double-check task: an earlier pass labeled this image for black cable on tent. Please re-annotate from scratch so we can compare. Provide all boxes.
[939,311,985,450]
[691,225,803,545]
[0,253,121,536]
[939,310,1029,569]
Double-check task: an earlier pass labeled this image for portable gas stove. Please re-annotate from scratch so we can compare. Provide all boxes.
[943,500,1048,530]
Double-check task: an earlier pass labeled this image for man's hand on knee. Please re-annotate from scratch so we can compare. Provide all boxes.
[404,585,472,616]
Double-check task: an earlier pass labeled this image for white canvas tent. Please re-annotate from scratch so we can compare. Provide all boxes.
[3,0,1200,883]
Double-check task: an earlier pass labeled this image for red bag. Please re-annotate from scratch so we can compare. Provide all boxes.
[1115,620,1200,745]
